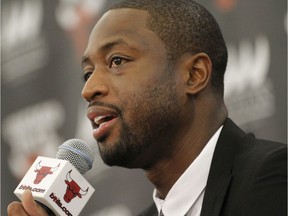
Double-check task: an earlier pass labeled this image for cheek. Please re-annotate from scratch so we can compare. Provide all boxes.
[116,87,146,119]
[113,62,178,125]
[121,79,178,125]
[119,90,146,120]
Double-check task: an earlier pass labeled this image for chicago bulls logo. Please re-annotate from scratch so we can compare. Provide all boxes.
[63,170,89,203]
[34,161,60,184]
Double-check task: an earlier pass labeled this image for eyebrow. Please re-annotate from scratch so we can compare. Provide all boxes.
[100,39,142,53]
[81,56,90,68]
[81,39,144,67]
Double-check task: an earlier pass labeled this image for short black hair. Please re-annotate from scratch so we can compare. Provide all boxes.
[110,0,228,95]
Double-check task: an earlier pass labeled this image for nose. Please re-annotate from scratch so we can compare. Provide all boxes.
[81,71,109,102]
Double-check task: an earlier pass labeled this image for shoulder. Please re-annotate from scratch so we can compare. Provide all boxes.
[235,133,287,171]
[219,118,286,164]
[222,118,287,179]
[219,119,287,215]
[238,138,287,215]
[212,118,286,178]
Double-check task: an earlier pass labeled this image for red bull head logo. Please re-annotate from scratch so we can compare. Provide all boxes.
[64,170,89,203]
[34,161,60,184]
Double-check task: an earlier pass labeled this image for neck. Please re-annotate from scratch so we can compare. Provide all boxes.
[145,100,228,199]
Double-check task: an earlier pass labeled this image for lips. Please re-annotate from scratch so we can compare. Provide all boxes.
[93,115,116,128]
[87,106,119,140]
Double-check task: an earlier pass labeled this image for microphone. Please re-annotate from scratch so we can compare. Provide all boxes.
[14,139,95,216]
[56,139,95,174]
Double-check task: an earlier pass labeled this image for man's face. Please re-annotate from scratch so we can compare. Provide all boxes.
[82,9,183,168]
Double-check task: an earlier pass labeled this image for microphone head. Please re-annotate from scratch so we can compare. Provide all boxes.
[56,139,95,174]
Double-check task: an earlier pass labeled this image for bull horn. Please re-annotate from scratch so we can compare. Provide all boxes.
[50,163,60,172]
[79,187,89,196]
[66,170,73,182]
[35,161,42,170]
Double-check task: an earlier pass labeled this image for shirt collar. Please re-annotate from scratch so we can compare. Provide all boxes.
[153,126,223,216]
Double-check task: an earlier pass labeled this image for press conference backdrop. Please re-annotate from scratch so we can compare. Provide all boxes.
[2,0,287,215]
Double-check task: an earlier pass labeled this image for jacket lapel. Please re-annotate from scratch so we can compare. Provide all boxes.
[200,118,246,216]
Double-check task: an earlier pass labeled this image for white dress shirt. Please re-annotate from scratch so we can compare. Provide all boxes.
[153,126,223,216]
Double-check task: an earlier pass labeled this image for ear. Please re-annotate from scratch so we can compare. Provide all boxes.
[184,52,212,95]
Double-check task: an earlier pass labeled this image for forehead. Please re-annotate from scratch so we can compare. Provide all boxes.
[84,8,166,56]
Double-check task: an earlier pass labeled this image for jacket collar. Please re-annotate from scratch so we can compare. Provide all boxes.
[200,118,246,216]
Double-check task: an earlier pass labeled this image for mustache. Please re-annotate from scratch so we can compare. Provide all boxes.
[88,101,123,116]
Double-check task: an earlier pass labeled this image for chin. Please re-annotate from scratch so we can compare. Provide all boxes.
[99,148,142,168]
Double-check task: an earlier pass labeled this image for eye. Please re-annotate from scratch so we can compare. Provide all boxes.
[109,56,126,68]
[82,72,92,82]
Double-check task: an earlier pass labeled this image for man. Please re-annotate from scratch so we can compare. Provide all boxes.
[8,0,287,216]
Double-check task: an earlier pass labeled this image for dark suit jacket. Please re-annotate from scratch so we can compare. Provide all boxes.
[138,118,287,216]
